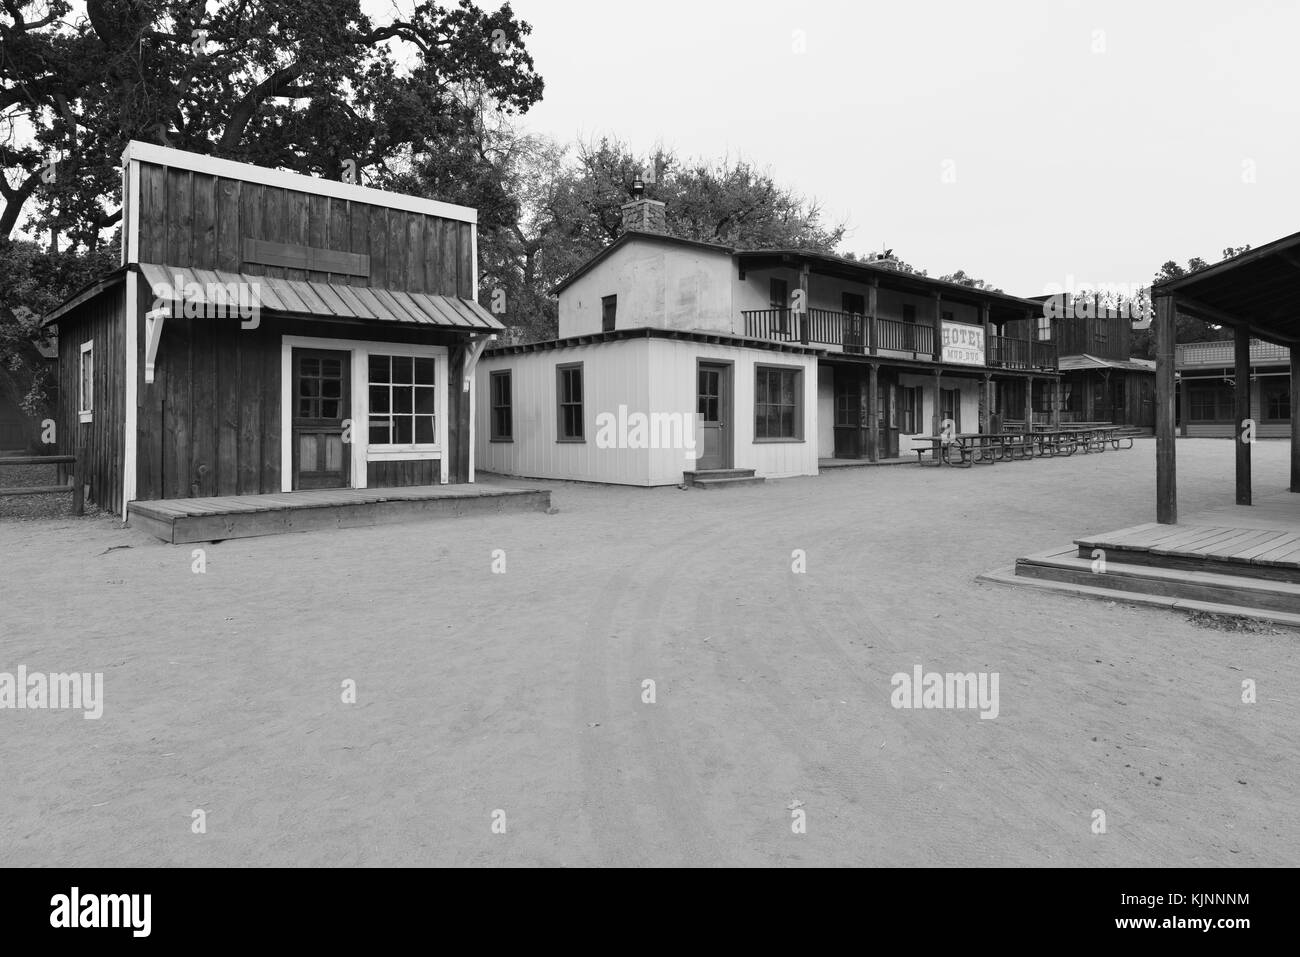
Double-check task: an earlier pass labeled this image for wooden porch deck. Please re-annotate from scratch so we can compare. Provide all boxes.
[128,483,551,544]
[982,491,1300,625]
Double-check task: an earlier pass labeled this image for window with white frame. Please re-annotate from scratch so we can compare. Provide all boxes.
[79,340,94,422]
[368,353,437,446]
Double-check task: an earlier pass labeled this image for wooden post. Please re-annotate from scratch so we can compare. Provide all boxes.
[932,293,944,362]
[980,372,993,433]
[932,368,943,439]
[865,363,879,462]
[1291,347,1300,493]
[1235,322,1252,506]
[1052,378,1062,428]
[1024,375,1034,431]
[868,279,878,357]
[1154,295,1177,524]
[798,264,810,345]
[71,447,84,516]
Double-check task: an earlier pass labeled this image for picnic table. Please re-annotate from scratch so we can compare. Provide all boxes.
[912,426,1134,467]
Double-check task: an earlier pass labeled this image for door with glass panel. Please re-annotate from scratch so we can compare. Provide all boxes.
[292,348,351,490]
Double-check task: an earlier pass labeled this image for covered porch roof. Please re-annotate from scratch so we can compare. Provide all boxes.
[1150,231,1300,524]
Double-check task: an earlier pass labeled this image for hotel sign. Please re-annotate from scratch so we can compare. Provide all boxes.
[941,321,985,366]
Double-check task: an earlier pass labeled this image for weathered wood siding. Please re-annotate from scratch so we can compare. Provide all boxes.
[133,301,471,500]
[56,292,127,512]
[135,161,474,297]
[367,460,439,487]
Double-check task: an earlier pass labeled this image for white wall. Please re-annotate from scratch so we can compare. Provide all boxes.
[559,240,735,338]
[897,373,982,443]
[475,336,821,485]
[475,338,653,484]
[646,339,820,483]
[817,366,835,458]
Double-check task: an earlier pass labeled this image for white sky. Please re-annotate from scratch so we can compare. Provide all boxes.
[482,0,1300,295]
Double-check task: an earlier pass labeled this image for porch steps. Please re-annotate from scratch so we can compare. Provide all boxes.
[977,564,1300,629]
[682,468,766,489]
[978,544,1300,623]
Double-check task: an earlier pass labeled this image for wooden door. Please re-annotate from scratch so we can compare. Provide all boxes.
[696,362,732,470]
[292,348,351,490]
[834,370,861,457]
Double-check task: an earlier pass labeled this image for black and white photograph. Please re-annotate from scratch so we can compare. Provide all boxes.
[0,0,1292,924]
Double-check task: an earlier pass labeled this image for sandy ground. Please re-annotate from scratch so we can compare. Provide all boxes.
[1,438,1298,867]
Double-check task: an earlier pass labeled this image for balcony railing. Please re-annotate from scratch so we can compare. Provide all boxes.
[741,309,1056,370]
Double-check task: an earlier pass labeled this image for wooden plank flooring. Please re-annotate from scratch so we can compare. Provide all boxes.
[128,483,550,543]
[1076,491,1300,569]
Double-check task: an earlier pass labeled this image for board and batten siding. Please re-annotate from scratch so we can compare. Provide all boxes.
[134,298,471,501]
[476,339,654,485]
[56,294,127,512]
[135,160,474,298]
[646,339,819,483]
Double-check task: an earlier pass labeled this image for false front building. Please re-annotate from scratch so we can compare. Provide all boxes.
[475,195,1060,486]
[44,142,503,525]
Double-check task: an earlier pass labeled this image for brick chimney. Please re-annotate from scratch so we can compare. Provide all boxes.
[620,174,667,234]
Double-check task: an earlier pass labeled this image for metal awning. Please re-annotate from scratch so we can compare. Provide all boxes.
[138,263,503,330]
[1057,354,1155,373]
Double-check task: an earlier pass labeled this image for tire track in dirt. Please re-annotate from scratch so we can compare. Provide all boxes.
[574,512,733,866]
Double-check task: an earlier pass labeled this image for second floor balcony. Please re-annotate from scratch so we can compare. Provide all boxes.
[741,308,1057,371]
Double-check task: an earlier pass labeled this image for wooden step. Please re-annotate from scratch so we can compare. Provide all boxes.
[1016,547,1300,614]
[688,475,766,489]
[1075,530,1300,583]
[682,468,763,488]
[977,565,1300,628]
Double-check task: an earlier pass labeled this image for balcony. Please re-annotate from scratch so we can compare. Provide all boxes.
[741,309,1057,371]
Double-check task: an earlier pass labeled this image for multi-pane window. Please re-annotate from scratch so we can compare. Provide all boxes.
[601,295,617,333]
[490,370,513,440]
[369,354,436,445]
[298,353,344,420]
[1036,315,1052,341]
[697,368,720,422]
[755,366,802,439]
[1187,383,1233,422]
[78,340,93,421]
[900,386,921,433]
[940,388,961,432]
[1264,382,1291,422]
[770,278,790,334]
[557,363,584,441]
[901,303,918,350]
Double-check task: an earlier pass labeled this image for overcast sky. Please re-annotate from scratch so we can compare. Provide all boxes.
[486,0,1299,296]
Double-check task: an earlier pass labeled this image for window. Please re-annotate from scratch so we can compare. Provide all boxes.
[940,388,962,432]
[557,363,584,441]
[900,386,922,434]
[1036,315,1052,341]
[755,365,803,440]
[601,295,617,333]
[842,292,865,316]
[1187,383,1233,422]
[898,303,920,352]
[1092,318,1108,347]
[368,354,437,446]
[1263,381,1291,422]
[78,340,93,422]
[770,278,790,334]
[490,370,513,440]
[834,388,857,428]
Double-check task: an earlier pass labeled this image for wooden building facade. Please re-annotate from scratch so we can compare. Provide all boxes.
[45,142,502,517]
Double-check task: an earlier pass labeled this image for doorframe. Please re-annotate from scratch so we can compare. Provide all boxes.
[289,346,353,490]
[695,357,734,470]
[280,335,449,493]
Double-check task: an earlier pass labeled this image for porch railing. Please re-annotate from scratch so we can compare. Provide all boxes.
[741,309,1054,370]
